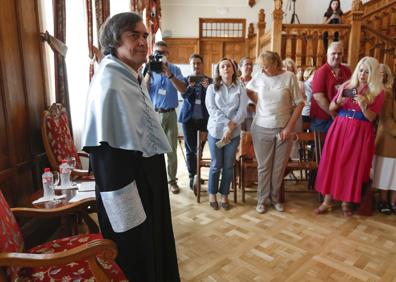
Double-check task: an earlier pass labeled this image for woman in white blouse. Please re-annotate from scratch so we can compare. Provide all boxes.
[205,58,248,210]
[246,51,304,214]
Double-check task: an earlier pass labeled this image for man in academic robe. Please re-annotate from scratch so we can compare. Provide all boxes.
[81,12,180,282]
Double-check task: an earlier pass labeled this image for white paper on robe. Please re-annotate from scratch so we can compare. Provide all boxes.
[68,191,96,203]
[100,180,146,233]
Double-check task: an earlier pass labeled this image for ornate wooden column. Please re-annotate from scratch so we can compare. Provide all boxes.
[271,0,283,54]
[256,9,266,58]
[347,0,364,69]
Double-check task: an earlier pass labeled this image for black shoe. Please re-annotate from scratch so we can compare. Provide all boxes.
[189,177,194,189]
[378,202,391,215]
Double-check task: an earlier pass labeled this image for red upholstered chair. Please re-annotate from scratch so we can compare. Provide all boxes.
[41,103,91,179]
[0,190,127,281]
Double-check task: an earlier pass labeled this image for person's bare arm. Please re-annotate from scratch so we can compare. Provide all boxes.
[354,95,377,122]
[313,92,336,118]
[246,89,257,104]
[163,63,187,93]
[280,102,305,140]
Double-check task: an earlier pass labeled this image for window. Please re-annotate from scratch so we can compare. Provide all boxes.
[199,18,246,39]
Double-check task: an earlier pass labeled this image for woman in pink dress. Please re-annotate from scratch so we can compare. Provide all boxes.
[315,57,385,217]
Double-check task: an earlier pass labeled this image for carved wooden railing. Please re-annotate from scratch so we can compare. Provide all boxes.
[361,24,396,68]
[281,24,351,67]
[247,0,396,71]
[344,0,396,22]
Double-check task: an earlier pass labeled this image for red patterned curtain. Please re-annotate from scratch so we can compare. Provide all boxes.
[130,0,161,52]
[53,0,72,133]
[86,0,110,81]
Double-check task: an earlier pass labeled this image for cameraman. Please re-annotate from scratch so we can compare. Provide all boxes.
[145,41,186,194]
[179,54,212,190]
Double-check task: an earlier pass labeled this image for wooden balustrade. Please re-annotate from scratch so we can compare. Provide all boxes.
[344,0,396,22]
[362,25,396,69]
[244,0,395,70]
[281,24,351,68]
[361,1,396,38]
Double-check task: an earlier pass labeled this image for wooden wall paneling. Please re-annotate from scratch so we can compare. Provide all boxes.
[0,0,30,164]
[0,0,48,206]
[0,0,22,206]
[224,40,246,66]
[15,0,48,192]
[165,38,199,64]
[16,0,46,156]
[201,40,223,77]
[0,59,11,174]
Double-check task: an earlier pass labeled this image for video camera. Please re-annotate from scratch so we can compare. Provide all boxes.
[148,50,165,73]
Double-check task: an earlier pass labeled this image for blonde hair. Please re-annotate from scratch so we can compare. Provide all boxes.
[303,66,316,80]
[282,58,297,73]
[348,56,383,103]
[258,51,283,71]
[379,63,394,89]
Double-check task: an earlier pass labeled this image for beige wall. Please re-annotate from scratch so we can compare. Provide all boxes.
[161,0,352,38]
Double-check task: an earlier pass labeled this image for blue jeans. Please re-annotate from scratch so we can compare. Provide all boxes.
[310,118,333,133]
[207,134,240,195]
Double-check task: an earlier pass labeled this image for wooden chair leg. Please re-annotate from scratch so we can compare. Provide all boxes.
[197,168,201,203]
[279,180,285,203]
[233,164,237,203]
[241,163,246,203]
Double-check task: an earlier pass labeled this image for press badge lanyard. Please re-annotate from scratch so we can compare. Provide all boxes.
[158,76,167,95]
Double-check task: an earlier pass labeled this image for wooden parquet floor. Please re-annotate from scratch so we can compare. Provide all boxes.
[170,146,396,282]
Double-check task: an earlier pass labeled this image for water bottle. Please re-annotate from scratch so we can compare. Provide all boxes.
[42,168,54,198]
[59,159,71,188]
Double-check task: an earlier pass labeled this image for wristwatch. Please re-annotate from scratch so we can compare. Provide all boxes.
[167,73,174,79]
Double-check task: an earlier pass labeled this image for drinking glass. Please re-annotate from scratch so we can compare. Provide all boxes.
[66,156,77,186]
[67,156,76,170]
[51,171,60,202]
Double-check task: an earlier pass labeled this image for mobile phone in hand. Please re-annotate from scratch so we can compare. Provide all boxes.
[189,75,203,83]
[342,88,357,98]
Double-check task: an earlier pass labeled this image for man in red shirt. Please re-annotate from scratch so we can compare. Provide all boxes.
[310,41,352,132]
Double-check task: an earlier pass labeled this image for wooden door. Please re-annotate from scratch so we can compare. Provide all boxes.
[0,0,48,206]
[201,41,223,77]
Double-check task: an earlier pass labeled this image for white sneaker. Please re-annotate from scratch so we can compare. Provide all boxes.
[256,204,266,214]
[273,203,284,212]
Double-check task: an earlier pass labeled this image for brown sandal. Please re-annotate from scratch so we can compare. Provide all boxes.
[314,203,332,214]
[341,203,352,217]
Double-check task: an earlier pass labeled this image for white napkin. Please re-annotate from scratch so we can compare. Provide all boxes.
[32,195,66,204]
[78,181,96,192]
[53,184,79,190]
[68,191,96,203]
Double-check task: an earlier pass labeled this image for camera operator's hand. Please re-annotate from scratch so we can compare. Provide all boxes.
[162,62,172,77]
[187,77,196,87]
[200,78,209,88]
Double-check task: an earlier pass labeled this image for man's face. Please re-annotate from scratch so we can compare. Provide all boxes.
[327,45,343,68]
[116,21,148,70]
[190,57,203,75]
